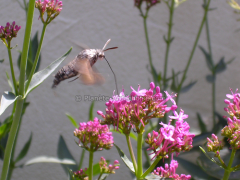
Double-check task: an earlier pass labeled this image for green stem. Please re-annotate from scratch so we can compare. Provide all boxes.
[163,0,175,91]
[0,1,35,180]
[25,23,47,93]
[7,42,18,95]
[140,8,155,82]
[88,151,94,180]
[223,148,236,180]
[136,126,144,179]
[141,156,162,179]
[125,134,138,174]
[176,0,211,104]
[78,149,85,170]
[204,0,216,126]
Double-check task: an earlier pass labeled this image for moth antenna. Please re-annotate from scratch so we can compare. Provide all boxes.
[104,57,119,95]
[104,47,118,52]
[102,39,111,50]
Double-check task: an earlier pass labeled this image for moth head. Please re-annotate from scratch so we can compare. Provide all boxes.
[97,50,105,60]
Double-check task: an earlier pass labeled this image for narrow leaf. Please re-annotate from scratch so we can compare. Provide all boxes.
[98,174,109,180]
[175,156,211,179]
[89,101,95,121]
[66,113,78,128]
[15,132,32,163]
[180,81,197,93]
[0,91,20,116]
[24,156,76,166]
[114,144,135,173]
[196,112,207,133]
[5,72,14,93]
[24,47,72,97]
[145,174,171,180]
[57,135,78,174]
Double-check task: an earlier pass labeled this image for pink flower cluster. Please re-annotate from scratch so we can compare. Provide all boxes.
[146,109,195,159]
[153,160,191,180]
[35,0,63,24]
[207,134,223,152]
[73,168,88,180]
[99,157,120,174]
[0,21,21,43]
[134,0,160,9]
[74,118,114,151]
[98,82,177,134]
[221,88,240,149]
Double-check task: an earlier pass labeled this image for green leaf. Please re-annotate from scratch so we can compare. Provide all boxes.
[17,32,41,78]
[31,32,41,73]
[98,174,109,180]
[15,132,32,163]
[57,135,78,175]
[24,47,72,97]
[0,91,20,116]
[114,144,135,173]
[175,156,213,179]
[5,72,14,93]
[180,80,197,93]
[89,101,95,121]
[0,59,4,63]
[145,174,172,180]
[24,156,76,166]
[197,148,240,179]
[199,146,224,168]
[66,113,78,128]
[196,112,207,133]
[85,162,106,176]
[0,116,12,159]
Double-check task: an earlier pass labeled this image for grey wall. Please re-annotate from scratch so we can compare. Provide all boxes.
[0,0,240,179]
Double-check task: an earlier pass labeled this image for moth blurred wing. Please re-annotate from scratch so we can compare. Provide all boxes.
[75,58,105,85]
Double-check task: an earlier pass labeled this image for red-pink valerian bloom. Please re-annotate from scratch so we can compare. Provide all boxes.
[35,0,63,24]
[73,168,88,180]
[0,21,21,45]
[98,82,177,134]
[134,0,161,9]
[73,118,114,151]
[146,109,194,159]
[99,157,120,174]
[207,134,223,152]
[222,88,240,149]
[152,160,191,180]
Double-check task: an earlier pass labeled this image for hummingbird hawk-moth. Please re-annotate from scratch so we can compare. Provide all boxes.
[52,39,118,91]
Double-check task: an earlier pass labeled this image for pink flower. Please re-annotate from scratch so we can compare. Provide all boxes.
[153,160,191,180]
[35,0,63,24]
[73,168,88,180]
[146,109,194,160]
[0,21,21,45]
[73,118,114,151]
[99,82,177,134]
[99,157,120,174]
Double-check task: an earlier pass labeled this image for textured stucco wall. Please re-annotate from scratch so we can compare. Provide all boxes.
[0,0,240,179]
